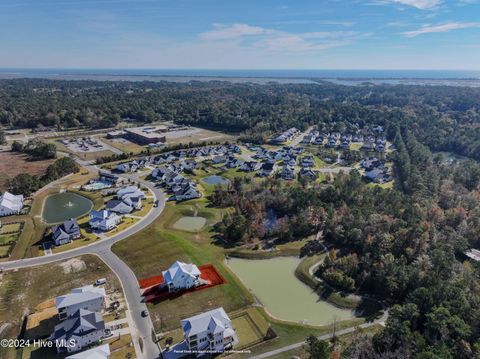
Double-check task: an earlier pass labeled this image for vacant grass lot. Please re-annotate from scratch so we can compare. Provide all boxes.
[112,198,254,331]
[0,255,123,359]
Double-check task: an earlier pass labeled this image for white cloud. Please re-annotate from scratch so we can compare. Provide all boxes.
[389,0,442,9]
[403,22,480,37]
[199,23,365,53]
[199,23,271,41]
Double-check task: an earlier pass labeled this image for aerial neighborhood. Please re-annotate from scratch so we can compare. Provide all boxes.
[1,69,478,359]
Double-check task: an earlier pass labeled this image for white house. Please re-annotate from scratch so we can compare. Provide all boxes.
[116,186,145,202]
[0,192,24,216]
[162,261,203,292]
[66,344,110,359]
[55,285,106,320]
[181,307,239,355]
[89,210,121,232]
[51,309,105,353]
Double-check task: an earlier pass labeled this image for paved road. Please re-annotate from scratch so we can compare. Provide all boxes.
[1,166,165,359]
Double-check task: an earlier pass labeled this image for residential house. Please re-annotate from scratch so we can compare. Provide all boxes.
[280,166,296,180]
[240,161,259,172]
[66,344,110,359]
[51,219,81,246]
[212,155,227,164]
[300,156,315,168]
[105,200,134,214]
[116,186,144,209]
[51,309,105,353]
[55,285,106,320]
[181,307,239,355]
[181,159,198,171]
[299,168,317,181]
[0,192,24,216]
[162,261,203,292]
[173,184,201,202]
[89,210,121,232]
[365,168,391,183]
[258,162,274,177]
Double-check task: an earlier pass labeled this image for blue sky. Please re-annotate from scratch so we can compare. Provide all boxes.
[0,0,479,69]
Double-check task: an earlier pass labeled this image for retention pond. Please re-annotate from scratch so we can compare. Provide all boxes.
[228,256,354,326]
[42,192,93,224]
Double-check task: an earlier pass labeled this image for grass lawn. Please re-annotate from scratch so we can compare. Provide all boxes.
[0,233,19,245]
[0,255,123,359]
[100,136,145,154]
[231,307,270,349]
[105,217,139,237]
[1,223,22,233]
[107,334,136,359]
[227,238,310,259]
[0,245,10,257]
[112,198,253,332]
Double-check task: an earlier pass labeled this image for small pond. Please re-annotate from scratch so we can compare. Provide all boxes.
[203,175,230,185]
[42,192,93,224]
[228,256,354,325]
[173,216,207,232]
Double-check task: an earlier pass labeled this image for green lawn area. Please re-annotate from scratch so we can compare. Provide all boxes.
[0,245,11,257]
[112,198,253,332]
[1,223,22,233]
[231,307,270,349]
[0,233,19,245]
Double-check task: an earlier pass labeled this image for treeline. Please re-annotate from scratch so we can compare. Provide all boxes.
[8,157,80,195]
[1,79,480,160]
[11,139,56,160]
[212,138,480,357]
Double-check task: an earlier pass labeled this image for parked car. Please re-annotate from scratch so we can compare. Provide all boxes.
[141,310,149,317]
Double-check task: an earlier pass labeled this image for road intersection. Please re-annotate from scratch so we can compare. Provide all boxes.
[1,166,165,359]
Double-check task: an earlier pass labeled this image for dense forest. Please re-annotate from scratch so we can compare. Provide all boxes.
[212,129,480,358]
[1,79,480,160]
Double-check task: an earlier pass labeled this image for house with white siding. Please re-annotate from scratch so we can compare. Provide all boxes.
[162,261,204,292]
[181,307,239,356]
[66,344,110,359]
[0,192,24,216]
[55,285,106,320]
[89,210,121,232]
[51,309,105,353]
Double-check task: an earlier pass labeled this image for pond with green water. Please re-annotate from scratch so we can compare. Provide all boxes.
[173,216,207,232]
[228,256,354,326]
[42,192,93,224]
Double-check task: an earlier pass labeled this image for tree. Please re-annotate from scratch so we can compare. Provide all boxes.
[306,335,332,359]
[0,130,6,145]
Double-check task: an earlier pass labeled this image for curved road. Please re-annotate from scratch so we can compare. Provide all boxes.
[1,168,165,359]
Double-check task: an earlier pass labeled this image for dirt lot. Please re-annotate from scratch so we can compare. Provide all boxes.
[0,255,124,359]
[0,152,54,191]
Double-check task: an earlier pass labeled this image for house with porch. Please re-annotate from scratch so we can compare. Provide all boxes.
[55,285,105,320]
[181,307,239,356]
[0,191,24,216]
[51,219,81,246]
[51,309,105,353]
[162,261,204,292]
[89,210,121,232]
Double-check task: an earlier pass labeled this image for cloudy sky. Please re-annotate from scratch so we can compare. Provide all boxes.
[0,0,479,69]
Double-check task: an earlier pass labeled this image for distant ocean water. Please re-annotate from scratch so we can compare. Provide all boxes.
[1,68,480,86]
